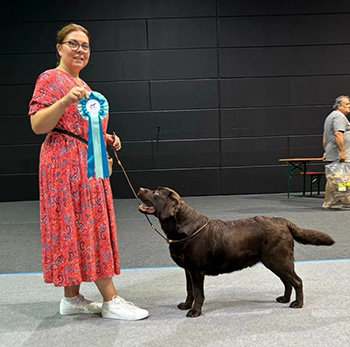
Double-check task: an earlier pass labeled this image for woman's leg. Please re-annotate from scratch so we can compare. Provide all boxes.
[64,284,80,298]
[95,278,118,301]
[96,278,149,320]
[60,283,102,315]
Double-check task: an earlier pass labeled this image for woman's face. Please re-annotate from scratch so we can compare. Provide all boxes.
[57,30,90,75]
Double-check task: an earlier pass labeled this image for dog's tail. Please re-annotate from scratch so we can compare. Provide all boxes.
[281,218,335,246]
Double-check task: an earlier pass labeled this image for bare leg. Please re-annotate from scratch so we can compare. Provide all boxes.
[95,278,118,301]
[97,278,149,320]
[60,283,104,315]
[64,284,80,298]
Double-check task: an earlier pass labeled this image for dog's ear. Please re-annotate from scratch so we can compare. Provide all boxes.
[166,187,181,200]
[158,188,181,220]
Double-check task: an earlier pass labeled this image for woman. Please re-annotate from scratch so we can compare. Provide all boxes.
[29,23,148,320]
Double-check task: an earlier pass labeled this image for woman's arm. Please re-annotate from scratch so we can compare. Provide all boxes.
[30,86,89,134]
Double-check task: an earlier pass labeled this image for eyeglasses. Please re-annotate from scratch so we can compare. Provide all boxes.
[61,40,91,52]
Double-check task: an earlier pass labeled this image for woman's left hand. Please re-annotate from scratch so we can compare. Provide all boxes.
[107,133,121,151]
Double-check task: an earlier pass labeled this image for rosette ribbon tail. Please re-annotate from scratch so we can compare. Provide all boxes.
[78,91,110,179]
[86,114,109,179]
[87,118,95,178]
[98,116,110,178]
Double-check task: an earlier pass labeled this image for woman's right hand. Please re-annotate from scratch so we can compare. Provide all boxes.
[62,87,90,107]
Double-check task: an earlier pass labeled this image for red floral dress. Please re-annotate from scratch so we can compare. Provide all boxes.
[29,69,121,287]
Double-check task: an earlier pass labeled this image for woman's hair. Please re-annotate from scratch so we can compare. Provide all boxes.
[56,23,91,44]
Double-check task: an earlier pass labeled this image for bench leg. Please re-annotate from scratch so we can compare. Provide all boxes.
[310,176,313,197]
[310,174,323,196]
[301,173,324,197]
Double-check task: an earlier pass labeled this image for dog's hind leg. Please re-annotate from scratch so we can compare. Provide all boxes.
[276,279,292,303]
[263,259,304,308]
[178,270,194,310]
[186,271,205,318]
[287,273,303,308]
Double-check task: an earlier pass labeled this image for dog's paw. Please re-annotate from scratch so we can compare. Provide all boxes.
[289,301,303,309]
[178,302,192,310]
[186,309,201,318]
[276,296,290,304]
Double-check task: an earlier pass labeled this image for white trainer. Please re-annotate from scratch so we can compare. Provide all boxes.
[102,296,149,320]
[59,294,103,315]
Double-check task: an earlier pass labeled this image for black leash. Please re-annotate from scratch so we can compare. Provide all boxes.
[52,128,209,243]
[111,133,209,244]
[110,135,169,242]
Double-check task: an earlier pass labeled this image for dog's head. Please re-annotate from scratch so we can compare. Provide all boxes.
[138,187,181,220]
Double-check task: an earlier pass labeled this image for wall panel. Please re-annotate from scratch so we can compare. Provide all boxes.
[110,168,221,198]
[0,54,55,85]
[84,49,217,81]
[221,166,286,195]
[88,21,147,51]
[218,0,350,16]
[0,116,44,145]
[1,0,348,201]
[0,85,35,115]
[289,76,350,106]
[114,139,220,170]
[151,80,218,110]
[220,78,289,108]
[221,107,328,138]
[221,137,288,167]
[0,145,40,174]
[0,20,148,54]
[219,14,350,47]
[153,139,220,168]
[0,0,217,22]
[90,82,150,112]
[108,110,219,141]
[289,135,323,158]
[220,46,350,78]
[148,18,217,49]
[0,175,39,202]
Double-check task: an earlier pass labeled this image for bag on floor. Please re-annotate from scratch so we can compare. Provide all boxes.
[325,162,350,207]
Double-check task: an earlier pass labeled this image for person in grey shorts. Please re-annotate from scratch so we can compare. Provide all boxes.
[322,95,350,208]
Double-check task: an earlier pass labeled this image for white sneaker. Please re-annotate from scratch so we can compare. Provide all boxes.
[102,296,149,320]
[59,294,103,315]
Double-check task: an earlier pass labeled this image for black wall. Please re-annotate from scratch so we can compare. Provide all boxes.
[1,0,350,201]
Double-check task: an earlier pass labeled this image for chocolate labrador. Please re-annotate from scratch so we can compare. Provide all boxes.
[138,187,335,318]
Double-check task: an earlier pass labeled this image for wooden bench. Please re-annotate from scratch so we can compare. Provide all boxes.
[279,158,324,198]
[300,172,325,196]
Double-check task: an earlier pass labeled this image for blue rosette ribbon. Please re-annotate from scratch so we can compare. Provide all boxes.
[78,91,110,179]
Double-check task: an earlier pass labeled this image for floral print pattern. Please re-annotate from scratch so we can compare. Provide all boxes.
[29,69,121,286]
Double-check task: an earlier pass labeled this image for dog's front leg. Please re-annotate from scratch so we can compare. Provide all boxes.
[186,271,205,318]
[178,270,193,310]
